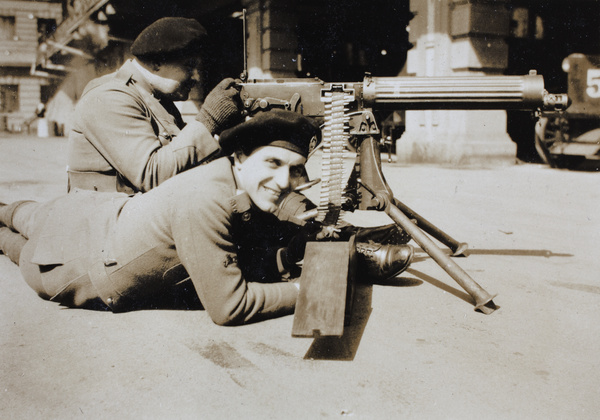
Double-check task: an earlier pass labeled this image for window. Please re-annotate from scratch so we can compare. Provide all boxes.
[38,18,57,41]
[510,8,528,39]
[0,85,19,113]
[0,16,16,41]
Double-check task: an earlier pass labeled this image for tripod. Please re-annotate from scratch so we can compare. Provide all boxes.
[355,136,497,314]
[291,135,497,338]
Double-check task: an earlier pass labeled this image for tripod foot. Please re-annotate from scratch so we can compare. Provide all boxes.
[474,294,498,315]
[452,242,469,257]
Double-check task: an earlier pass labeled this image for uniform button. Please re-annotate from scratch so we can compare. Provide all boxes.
[107,297,113,304]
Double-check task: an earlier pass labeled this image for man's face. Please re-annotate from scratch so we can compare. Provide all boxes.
[153,57,202,101]
[234,146,307,213]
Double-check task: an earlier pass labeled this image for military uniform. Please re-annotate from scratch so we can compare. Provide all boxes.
[12,157,298,325]
[67,60,220,194]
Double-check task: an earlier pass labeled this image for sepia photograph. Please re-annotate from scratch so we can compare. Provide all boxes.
[1,0,598,418]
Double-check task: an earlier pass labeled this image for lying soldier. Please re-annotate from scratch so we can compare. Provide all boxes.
[0,110,413,325]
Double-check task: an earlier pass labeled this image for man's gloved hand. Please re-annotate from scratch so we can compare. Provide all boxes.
[274,191,317,226]
[196,78,243,135]
[278,231,310,272]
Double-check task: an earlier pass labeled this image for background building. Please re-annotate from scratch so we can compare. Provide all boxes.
[0,0,62,132]
[3,0,599,163]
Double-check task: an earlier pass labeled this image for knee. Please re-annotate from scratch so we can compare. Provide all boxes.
[17,244,51,300]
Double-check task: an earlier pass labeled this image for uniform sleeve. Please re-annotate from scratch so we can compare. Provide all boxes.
[76,88,220,192]
[170,187,299,325]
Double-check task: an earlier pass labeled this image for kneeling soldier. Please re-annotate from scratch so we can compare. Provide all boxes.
[0,110,413,325]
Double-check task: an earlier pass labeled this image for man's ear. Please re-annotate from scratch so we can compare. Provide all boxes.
[232,150,245,171]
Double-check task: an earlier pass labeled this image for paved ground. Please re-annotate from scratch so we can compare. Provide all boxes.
[1,134,599,419]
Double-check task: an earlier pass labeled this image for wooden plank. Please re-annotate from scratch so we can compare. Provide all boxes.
[292,238,356,337]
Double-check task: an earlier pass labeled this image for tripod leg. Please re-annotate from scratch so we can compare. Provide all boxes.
[393,198,468,256]
[356,136,467,255]
[386,203,497,314]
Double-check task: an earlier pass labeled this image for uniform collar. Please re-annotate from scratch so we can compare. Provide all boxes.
[229,191,252,215]
[116,59,154,96]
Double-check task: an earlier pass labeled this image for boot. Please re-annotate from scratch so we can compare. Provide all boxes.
[0,200,34,231]
[353,223,411,245]
[356,241,414,282]
[0,227,27,264]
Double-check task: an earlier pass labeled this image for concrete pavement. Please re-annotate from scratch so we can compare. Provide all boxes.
[1,134,599,419]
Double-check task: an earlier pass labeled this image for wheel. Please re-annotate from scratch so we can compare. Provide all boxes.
[534,116,564,168]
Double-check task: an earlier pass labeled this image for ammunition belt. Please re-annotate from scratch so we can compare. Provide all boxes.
[317,90,352,227]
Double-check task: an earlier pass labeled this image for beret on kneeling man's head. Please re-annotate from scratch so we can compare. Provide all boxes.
[131,17,208,61]
[219,110,321,158]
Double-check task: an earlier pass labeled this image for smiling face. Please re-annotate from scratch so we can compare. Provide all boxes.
[233,146,307,213]
[151,56,202,101]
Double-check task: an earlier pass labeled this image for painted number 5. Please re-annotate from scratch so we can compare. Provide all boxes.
[586,69,600,98]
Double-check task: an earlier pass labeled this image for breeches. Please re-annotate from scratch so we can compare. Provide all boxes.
[0,201,106,309]
[17,242,107,309]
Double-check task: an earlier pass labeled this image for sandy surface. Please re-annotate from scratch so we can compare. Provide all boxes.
[1,135,599,419]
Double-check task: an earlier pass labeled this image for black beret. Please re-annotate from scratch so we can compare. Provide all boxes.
[219,110,321,158]
[131,17,207,60]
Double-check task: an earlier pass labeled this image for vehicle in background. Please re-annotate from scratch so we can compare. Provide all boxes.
[535,53,600,170]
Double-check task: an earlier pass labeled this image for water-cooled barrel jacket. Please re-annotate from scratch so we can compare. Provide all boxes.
[20,157,298,325]
[67,59,219,193]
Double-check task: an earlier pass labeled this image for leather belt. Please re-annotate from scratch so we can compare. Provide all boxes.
[67,170,135,195]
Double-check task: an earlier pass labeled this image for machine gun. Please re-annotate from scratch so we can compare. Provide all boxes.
[235,11,567,337]
[237,73,567,337]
